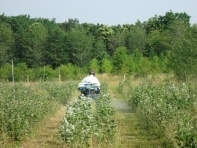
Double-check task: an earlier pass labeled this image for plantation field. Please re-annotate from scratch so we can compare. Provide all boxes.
[1,74,197,147]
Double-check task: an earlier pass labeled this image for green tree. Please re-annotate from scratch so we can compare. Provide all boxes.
[108,31,126,55]
[66,27,95,67]
[101,58,113,74]
[0,62,12,81]
[22,23,48,67]
[158,11,190,30]
[131,49,144,74]
[4,15,34,64]
[45,26,68,68]
[144,11,190,34]
[145,30,170,57]
[98,25,115,55]
[0,22,14,65]
[168,26,197,80]
[59,63,81,80]
[125,23,146,55]
[14,63,29,81]
[98,25,114,41]
[59,18,80,31]
[88,58,100,73]
[112,46,129,74]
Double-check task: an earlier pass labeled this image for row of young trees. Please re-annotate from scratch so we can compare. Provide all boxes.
[0,49,167,81]
[0,11,197,80]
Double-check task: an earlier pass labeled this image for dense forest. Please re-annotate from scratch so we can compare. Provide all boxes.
[0,11,197,81]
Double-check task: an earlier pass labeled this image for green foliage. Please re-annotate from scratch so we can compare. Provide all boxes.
[92,38,106,60]
[22,23,48,67]
[45,26,68,68]
[59,63,81,80]
[0,12,194,77]
[129,82,197,147]
[168,27,197,80]
[94,94,116,144]
[27,65,56,82]
[125,24,146,55]
[145,11,190,34]
[88,58,100,73]
[0,63,12,81]
[60,97,94,147]
[0,82,75,141]
[41,82,76,104]
[66,27,95,67]
[14,63,29,81]
[101,58,113,73]
[0,62,84,82]
[97,25,114,41]
[146,30,170,56]
[60,93,116,147]
[129,49,149,76]
[0,22,14,65]
[112,46,129,74]
[59,18,80,31]
[108,31,126,55]
[116,80,132,100]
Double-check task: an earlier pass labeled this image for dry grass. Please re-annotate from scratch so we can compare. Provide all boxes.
[114,111,164,148]
[19,105,66,148]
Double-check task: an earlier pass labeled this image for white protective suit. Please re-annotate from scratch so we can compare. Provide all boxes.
[78,74,100,96]
[81,74,100,89]
[78,75,100,90]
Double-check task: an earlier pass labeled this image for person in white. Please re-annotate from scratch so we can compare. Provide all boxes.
[81,71,100,88]
[78,71,100,95]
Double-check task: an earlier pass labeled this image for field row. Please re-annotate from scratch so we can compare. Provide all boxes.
[0,82,75,145]
[128,81,197,147]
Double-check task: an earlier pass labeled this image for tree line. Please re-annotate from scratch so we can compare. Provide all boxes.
[0,11,197,81]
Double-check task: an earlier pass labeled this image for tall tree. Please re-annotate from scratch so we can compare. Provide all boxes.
[144,11,190,34]
[108,31,126,55]
[112,46,129,74]
[0,22,14,65]
[125,23,146,55]
[22,22,48,67]
[45,26,68,68]
[167,24,197,80]
[145,30,170,57]
[59,18,80,31]
[98,25,114,55]
[0,15,33,64]
[65,27,95,67]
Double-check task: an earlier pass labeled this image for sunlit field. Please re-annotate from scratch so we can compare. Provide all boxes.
[1,73,197,148]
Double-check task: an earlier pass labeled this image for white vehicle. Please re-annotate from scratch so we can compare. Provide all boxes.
[78,71,100,99]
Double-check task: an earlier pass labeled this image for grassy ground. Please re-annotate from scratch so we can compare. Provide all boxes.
[18,89,80,148]
[14,74,170,148]
[19,105,66,148]
[112,101,164,148]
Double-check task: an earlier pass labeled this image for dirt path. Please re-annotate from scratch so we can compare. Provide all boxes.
[19,97,164,148]
[110,99,164,148]
[19,105,67,148]
[19,91,80,148]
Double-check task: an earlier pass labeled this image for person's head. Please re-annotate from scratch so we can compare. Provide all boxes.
[89,71,95,76]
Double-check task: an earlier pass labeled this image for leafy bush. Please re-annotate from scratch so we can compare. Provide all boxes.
[60,92,116,147]
[59,63,81,80]
[129,82,197,147]
[89,58,100,73]
[0,82,75,142]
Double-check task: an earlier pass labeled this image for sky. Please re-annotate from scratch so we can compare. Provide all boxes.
[0,0,197,26]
